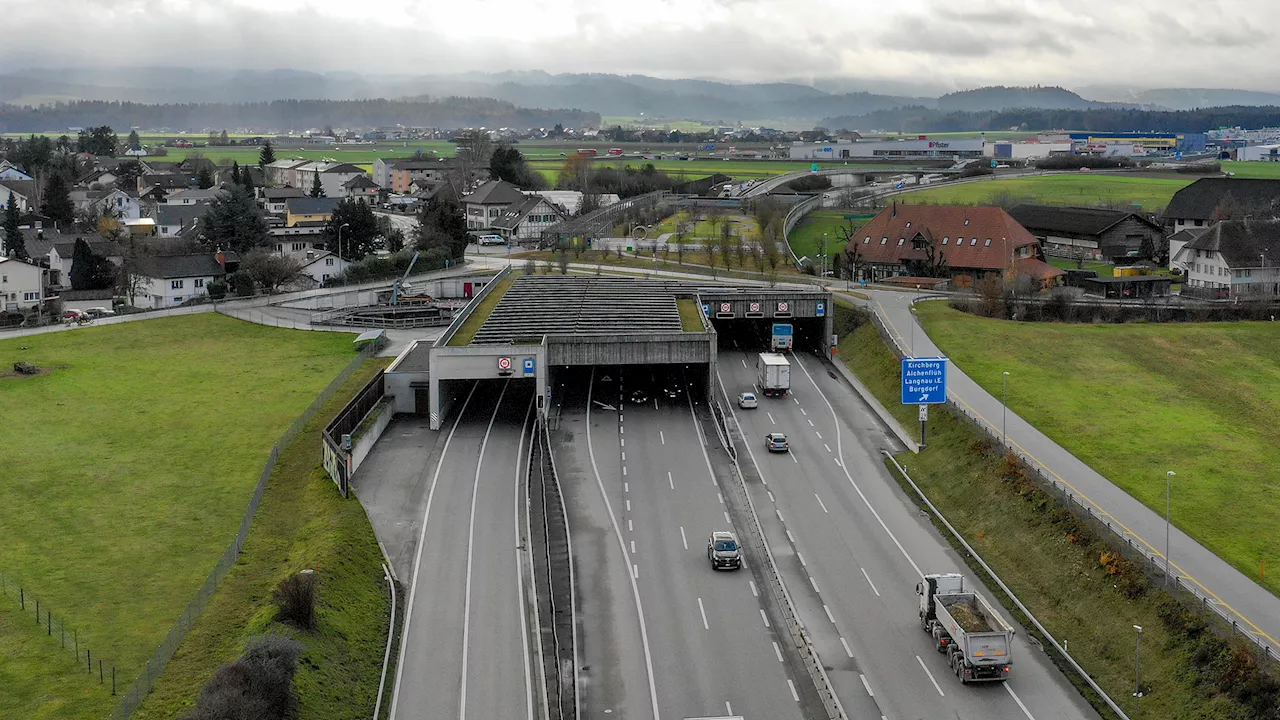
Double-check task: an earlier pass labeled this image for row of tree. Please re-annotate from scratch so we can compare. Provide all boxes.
[822,104,1280,135]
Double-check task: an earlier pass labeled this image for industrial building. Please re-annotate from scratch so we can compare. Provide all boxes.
[788,138,984,160]
[1066,132,1207,154]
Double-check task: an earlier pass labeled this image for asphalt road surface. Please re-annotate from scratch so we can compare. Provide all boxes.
[718,347,1099,720]
[550,366,809,720]
[390,380,537,720]
[862,288,1280,657]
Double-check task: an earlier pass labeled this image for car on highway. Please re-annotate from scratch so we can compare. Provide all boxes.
[664,384,680,399]
[629,388,649,404]
[765,432,789,452]
[707,530,742,570]
[738,392,758,409]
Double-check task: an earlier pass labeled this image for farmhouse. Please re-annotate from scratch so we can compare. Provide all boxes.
[1008,204,1162,262]
[461,180,525,230]
[1170,219,1280,300]
[1161,178,1280,233]
[491,195,567,243]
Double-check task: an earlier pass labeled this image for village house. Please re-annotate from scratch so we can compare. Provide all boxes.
[491,195,568,243]
[1161,178,1280,233]
[0,255,50,311]
[1008,204,1163,262]
[461,180,525,230]
[1171,219,1280,300]
[128,254,228,308]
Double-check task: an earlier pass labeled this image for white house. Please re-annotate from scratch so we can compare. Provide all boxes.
[1171,220,1280,299]
[23,231,125,289]
[70,188,142,220]
[0,256,48,312]
[154,204,206,238]
[491,195,568,243]
[296,249,349,286]
[129,254,227,308]
[461,180,525,230]
[260,187,307,214]
[0,161,34,182]
[0,181,34,213]
[162,188,223,206]
[292,162,369,198]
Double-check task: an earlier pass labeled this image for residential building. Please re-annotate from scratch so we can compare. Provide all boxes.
[1171,220,1280,299]
[284,197,341,227]
[0,180,35,213]
[1166,226,1209,272]
[461,180,525,230]
[23,230,125,288]
[154,204,206,238]
[390,159,489,193]
[341,174,379,199]
[138,173,198,194]
[528,190,619,216]
[292,162,368,198]
[162,188,223,205]
[0,256,49,311]
[1007,204,1163,261]
[129,254,227,308]
[845,203,1064,288]
[491,195,568,243]
[1161,178,1280,233]
[264,159,311,187]
[374,157,414,189]
[260,187,308,214]
[68,188,142,220]
[273,237,326,257]
[0,161,33,181]
[295,249,348,285]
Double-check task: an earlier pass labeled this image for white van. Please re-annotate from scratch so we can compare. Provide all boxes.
[477,234,505,246]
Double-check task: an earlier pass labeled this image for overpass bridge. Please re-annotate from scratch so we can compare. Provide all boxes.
[739,166,962,197]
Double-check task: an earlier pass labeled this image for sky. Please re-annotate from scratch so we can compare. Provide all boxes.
[0,0,1273,92]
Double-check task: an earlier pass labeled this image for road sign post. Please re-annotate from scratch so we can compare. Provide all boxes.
[902,357,947,449]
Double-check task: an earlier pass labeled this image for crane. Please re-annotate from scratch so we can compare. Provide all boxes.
[391,251,421,306]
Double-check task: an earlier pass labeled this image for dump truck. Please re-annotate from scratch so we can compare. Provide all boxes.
[756,353,791,397]
[917,573,1014,683]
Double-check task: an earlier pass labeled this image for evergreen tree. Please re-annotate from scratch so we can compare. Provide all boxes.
[310,172,325,198]
[259,140,276,168]
[230,161,241,186]
[413,197,470,259]
[489,143,545,189]
[241,167,255,192]
[324,198,379,261]
[197,165,215,189]
[126,129,141,150]
[219,130,229,145]
[198,185,270,254]
[3,196,27,260]
[41,172,76,227]
[70,238,116,290]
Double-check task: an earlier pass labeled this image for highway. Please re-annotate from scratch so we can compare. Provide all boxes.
[863,288,1280,657]
[549,365,811,720]
[718,347,1099,720]
[390,380,536,720]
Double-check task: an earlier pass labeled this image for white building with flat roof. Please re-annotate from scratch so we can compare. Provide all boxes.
[788,138,985,160]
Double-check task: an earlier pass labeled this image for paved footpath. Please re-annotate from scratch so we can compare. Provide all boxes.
[858,287,1280,659]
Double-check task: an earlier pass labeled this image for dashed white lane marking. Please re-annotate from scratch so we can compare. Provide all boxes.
[741,358,747,368]
[628,518,633,532]
[860,674,874,697]
[808,419,815,427]
[621,452,626,462]
[861,567,881,597]
[620,425,624,434]
[814,494,829,513]
[787,680,799,702]
[823,443,832,453]
[1005,684,1037,720]
[622,466,628,476]
[815,431,823,440]
[626,499,631,512]
[749,580,758,597]
[624,482,629,492]
[799,406,806,414]
[840,637,854,658]
[725,701,733,716]
[767,490,775,503]
[633,564,639,579]
[767,412,776,424]
[620,438,625,447]
[786,530,796,544]
[772,641,784,662]
[797,552,807,567]
[668,471,674,489]
[759,609,771,628]
[776,509,784,522]
[790,452,798,464]
[793,397,800,405]
[810,577,820,593]
[630,540,636,554]
[723,511,732,524]
[823,604,836,624]
[697,597,709,630]
[717,493,724,504]
[660,430,665,445]
[680,526,688,550]
[917,655,946,697]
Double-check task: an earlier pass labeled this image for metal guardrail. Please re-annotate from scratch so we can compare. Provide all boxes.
[539,190,673,246]
[781,193,823,269]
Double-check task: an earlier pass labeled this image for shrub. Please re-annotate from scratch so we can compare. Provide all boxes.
[206,278,228,300]
[272,571,319,630]
[184,635,303,720]
[227,271,255,297]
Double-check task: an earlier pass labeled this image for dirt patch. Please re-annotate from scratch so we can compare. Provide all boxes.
[0,363,64,379]
[942,597,994,632]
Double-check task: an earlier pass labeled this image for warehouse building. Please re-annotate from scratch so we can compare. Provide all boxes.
[788,138,984,160]
[1066,132,1207,154]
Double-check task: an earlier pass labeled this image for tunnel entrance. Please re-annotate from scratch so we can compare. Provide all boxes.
[708,316,829,354]
[547,362,710,421]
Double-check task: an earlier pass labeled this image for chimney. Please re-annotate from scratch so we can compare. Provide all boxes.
[215,249,226,269]
[306,250,314,260]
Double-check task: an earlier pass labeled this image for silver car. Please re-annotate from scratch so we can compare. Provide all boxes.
[738,392,758,409]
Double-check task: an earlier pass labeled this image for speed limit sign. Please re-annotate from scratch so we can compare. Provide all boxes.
[497,357,512,370]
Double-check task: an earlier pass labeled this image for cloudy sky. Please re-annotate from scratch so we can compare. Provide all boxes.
[0,0,1271,91]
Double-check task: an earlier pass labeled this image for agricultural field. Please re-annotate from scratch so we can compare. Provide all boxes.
[0,314,362,719]
[787,208,874,260]
[914,301,1280,597]
[1220,160,1280,179]
[897,173,1194,212]
[526,156,922,185]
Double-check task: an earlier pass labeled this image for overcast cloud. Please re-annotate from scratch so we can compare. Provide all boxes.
[0,0,1274,92]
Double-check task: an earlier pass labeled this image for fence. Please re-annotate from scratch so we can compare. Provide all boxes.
[0,570,121,696]
[322,368,388,497]
[780,193,823,269]
[107,343,381,720]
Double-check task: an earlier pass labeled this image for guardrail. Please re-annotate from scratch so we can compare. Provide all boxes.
[781,193,823,269]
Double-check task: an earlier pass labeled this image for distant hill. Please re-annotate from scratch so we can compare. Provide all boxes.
[935,86,1132,112]
[1076,85,1280,111]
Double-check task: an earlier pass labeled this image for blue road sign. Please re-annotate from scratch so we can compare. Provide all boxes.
[523,357,535,376]
[815,301,826,317]
[703,304,711,316]
[901,357,948,405]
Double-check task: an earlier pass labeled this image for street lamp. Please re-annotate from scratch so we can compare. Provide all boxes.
[1002,371,1011,447]
[1133,625,1144,697]
[338,222,351,263]
[1165,471,1176,587]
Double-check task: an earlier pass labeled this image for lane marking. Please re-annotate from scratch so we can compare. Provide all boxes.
[773,641,784,662]
[626,499,631,512]
[628,519,633,532]
[623,466,628,476]
[767,412,776,424]
[861,567,881,597]
[668,471,674,489]
[725,701,733,716]
[916,655,946,697]
[460,381,510,720]
[790,452,798,464]
[724,511,732,524]
[815,431,822,440]
[620,438,625,447]
[776,509,784,522]
[631,540,636,554]
[793,397,799,405]
[718,493,724,505]
[797,552,807,567]
[624,482,629,493]
[860,674,874,697]
[810,577,820,593]
[760,609,770,628]
[840,637,853,658]
[767,490,775,503]
[814,494,829,514]
[749,580,759,597]
[660,430,665,445]
[787,679,799,702]
[823,604,836,624]
[741,358,747,368]
[633,564,639,579]
[621,452,626,462]
[808,419,815,427]
[823,443,832,453]
[1005,683,1036,720]
[620,426,624,434]
[513,397,536,720]
[680,526,688,550]
[786,530,796,544]
[697,597,709,630]
[389,382,477,720]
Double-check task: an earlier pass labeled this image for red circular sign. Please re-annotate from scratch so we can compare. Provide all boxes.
[497,357,512,370]
[777,301,789,312]
[720,302,731,312]
[750,302,760,312]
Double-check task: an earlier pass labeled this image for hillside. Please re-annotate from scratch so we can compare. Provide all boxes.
[935,85,1125,112]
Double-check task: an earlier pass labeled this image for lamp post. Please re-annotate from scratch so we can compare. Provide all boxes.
[1002,371,1011,447]
[1133,625,1144,697]
[338,222,350,263]
[1166,470,1176,587]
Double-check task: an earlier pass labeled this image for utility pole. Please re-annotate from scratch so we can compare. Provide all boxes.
[1002,371,1011,448]
[1166,471,1176,587]
[338,222,350,263]
[1133,625,1144,697]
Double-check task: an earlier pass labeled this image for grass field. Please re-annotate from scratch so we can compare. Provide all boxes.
[913,302,1280,596]
[526,157,920,185]
[788,209,873,260]
[136,357,393,720]
[0,314,360,719]
[839,314,1247,719]
[1046,257,1117,277]
[514,248,801,281]
[448,273,516,345]
[676,298,705,331]
[1221,160,1280,178]
[897,174,1194,212]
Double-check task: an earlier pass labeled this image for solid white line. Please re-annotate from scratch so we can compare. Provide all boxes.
[772,641,784,662]
[767,411,776,424]
[787,679,799,702]
[797,552,806,567]
[810,577,820,593]
[513,398,536,720]
[749,580,758,597]
[814,494,829,513]
[790,452,798,464]
[823,604,836,624]
[460,381,510,720]
[668,471,674,489]
[840,637,853,658]
[724,511,732,524]
[1005,684,1037,720]
[860,673,874,697]
[660,430,665,445]
[916,655,946,697]
[697,597,710,630]
[793,352,925,578]
[759,608,771,628]
[586,370,661,720]
[861,567,881,597]
[680,526,688,550]
[389,382,477,720]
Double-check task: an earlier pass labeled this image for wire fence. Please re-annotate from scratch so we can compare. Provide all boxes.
[106,343,380,720]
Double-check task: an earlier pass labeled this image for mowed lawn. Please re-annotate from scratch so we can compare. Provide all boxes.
[898,173,1193,212]
[788,209,873,260]
[914,302,1280,596]
[0,314,358,719]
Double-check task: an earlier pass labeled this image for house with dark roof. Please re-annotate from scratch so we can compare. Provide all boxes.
[139,173,198,194]
[260,187,308,214]
[284,197,341,227]
[461,180,526,230]
[374,157,416,189]
[1161,178,1280,233]
[129,254,228,308]
[1170,220,1280,299]
[1166,226,1209,272]
[491,195,567,243]
[155,204,207,238]
[0,180,35,213]
[341,174,379,200]
[1008,204,1162,262]
[22,229,125,288]
[846,203,1064,288]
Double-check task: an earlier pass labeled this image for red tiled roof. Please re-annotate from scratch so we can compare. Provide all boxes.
[847,204,1040,271]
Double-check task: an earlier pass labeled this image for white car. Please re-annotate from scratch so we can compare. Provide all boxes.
[738,392,758,409]
[477,234,505,246]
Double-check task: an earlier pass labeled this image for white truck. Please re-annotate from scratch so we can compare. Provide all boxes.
[917,573,1014,684]
[756,353,791,397]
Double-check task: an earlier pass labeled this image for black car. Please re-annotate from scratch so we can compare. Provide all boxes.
[629,389,649,404]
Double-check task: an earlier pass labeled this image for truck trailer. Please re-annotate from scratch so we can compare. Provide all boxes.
[917,573,1014,683]
[755,353,791,397]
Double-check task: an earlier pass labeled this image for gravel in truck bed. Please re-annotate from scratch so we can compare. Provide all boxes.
[941,596,994,632]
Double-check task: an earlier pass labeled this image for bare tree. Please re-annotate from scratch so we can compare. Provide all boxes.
[676,242,686,265]
[732,229,746,267]
[556,248,570,275]
[243,249,302,293]
[523,257,537,275]
[707,243,720,278]
[542,259,555,275]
